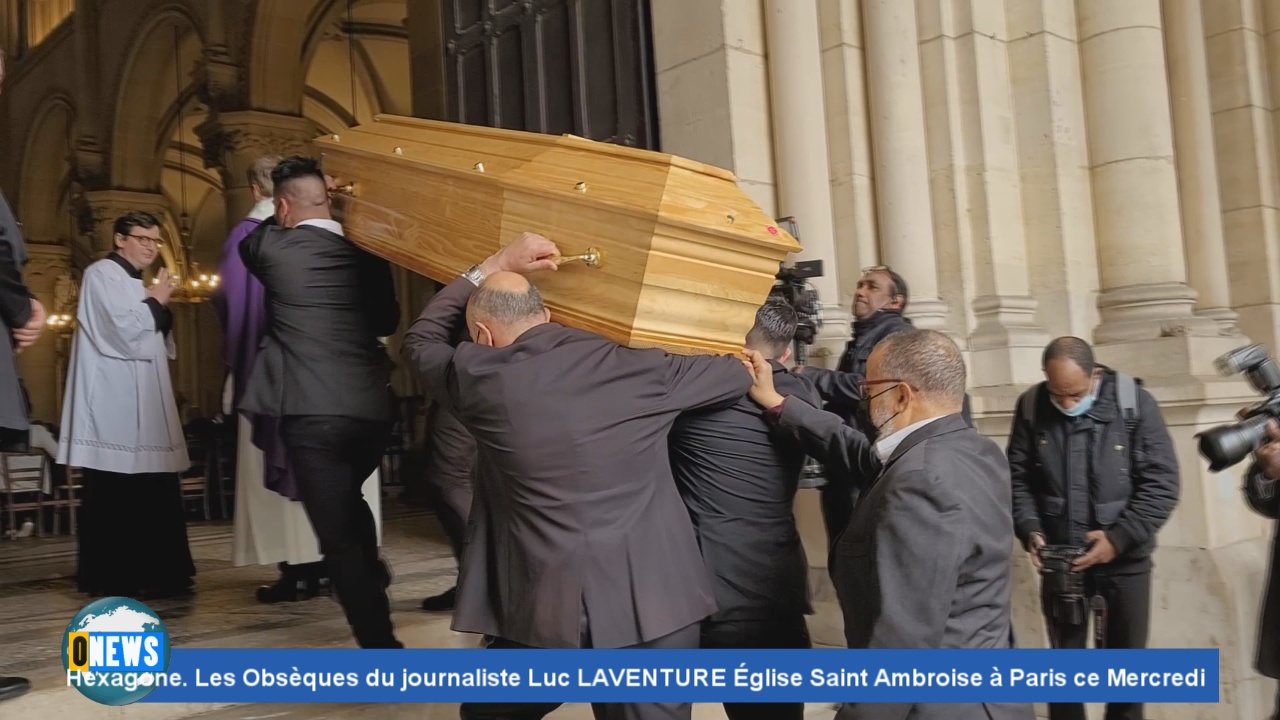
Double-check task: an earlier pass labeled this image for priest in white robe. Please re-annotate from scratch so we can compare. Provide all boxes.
[214,156,382,604]
[57,211,195,599]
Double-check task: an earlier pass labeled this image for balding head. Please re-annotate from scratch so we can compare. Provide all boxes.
[271,155,331,227]
[466,271,551,347]
[865,329,966,437]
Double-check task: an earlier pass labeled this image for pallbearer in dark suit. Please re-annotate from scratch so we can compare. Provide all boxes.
[743,330,1033,720]
[668,299,816,720]
[402,233,751,720]
[239,156,401,649]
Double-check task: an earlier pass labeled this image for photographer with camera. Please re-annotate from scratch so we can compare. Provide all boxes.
[1007,337,1180,720]
[1244,421,1280,719]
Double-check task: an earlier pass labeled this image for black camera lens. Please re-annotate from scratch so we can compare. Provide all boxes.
[1196,414,1271,472]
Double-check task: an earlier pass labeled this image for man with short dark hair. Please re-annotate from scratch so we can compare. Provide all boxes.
[239,156,401,648]
[743,329,1031,720]
[1007,336,1180,720]
[669,299,818,720]
[402,233,751,720]
[58,211,196,599]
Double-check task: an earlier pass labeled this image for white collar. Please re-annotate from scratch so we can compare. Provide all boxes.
[295,218,344,236]
[874,415,945,462]
[247,198,275,221]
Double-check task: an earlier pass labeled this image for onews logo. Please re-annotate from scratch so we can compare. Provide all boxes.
[62,596,173,705]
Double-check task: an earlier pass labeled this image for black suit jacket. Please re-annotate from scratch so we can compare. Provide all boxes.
[402,276,752,649]
[772,402,1032,720]
[668,360,819,622]
[0,191,33,432]
[239,223,399,421]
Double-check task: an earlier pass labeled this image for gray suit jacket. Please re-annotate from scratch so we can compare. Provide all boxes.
[239,223,400,421]
[774,401,1032,720]
[0,191,33,432]
[402,277,752,648]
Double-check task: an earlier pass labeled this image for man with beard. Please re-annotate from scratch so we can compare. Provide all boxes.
[742,330,1031,720]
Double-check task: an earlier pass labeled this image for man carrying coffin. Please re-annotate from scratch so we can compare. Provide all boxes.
[401,231,752,720]
[742,330,1031,720]
[216,155,382,603]
[239,156,400,648]
[58,211,196,599]
[668,298,816,720]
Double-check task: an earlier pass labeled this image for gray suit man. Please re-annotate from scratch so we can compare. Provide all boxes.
[742,330,1033,720]
[402,232,751,720]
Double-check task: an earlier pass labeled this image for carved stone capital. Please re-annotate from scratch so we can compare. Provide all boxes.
[196,111,321,189]
[195,50,244,113]
[23,243,73,288]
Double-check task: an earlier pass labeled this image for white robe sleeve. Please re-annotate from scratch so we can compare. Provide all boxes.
[77,265,159,361]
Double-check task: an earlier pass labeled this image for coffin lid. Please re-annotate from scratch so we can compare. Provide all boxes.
[315,115,802,355]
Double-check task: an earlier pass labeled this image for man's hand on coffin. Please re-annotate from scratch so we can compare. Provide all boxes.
[146,268,176,306]
[12,298,45,352]
[741,348,785,410]
[480,232,561,276]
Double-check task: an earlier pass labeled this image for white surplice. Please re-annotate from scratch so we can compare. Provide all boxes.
[57,257,189,475]
[226,377,383,567]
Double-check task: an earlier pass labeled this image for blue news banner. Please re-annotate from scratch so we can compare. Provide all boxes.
[134,649,1221,704]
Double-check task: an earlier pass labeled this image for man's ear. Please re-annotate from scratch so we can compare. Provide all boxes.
[543,307,551,323]
[888,294,905,311]
[780,346,793,365]
[474,321,494,347]
[112,233,125,252]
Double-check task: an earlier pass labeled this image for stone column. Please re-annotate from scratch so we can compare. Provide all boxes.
[860,0,949,332]
[1162,0,1239,335]
[763,0,850,353]
[1077,0,1215,343]
[71,0,106,184]
[196,110,319,227]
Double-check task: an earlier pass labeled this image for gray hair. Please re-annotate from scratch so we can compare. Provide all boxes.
[745,299,798,359]
[470,283,546,324]
[877,329,966,405]
[248,156,283,194]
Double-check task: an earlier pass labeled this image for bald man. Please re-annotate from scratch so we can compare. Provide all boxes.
[403,234,751,720]
[239,155,402,649]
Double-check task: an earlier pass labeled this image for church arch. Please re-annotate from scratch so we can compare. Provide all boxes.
[18,94,75,243]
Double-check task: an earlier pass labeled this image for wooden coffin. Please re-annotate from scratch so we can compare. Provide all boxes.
[313,115,802,355]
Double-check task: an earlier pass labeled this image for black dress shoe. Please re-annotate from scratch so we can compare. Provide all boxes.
[255,576,312,604]
[421,586,456,612]
[0,676,31,702]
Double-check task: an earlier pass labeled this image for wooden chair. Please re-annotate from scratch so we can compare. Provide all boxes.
[180,428,211,521]
[49,465,83,535]
[1,453,47,538]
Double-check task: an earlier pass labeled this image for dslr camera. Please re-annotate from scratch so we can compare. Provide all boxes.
[1038,544,1088,625]
[1195,344,1280,472]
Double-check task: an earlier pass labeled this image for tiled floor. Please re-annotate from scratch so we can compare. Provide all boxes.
[0,501,837,719]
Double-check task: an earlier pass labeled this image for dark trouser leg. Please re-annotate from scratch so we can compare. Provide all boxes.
[281,416,399,649]
[1096,572,1151,720]
[459,636,562,720]
[422,405,475,559]
[701,616,810,720]
[590,623,700,720]
[1041,580,1089,720]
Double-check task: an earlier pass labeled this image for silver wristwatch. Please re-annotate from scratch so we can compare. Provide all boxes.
[461,264,486,286]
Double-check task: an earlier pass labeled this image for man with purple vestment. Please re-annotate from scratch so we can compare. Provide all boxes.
[215,156,383,604]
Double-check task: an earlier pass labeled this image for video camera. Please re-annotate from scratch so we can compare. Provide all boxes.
[770,217,827,489]
[1039,545,1088,625]
[1196,344,1280,472]
[769,217,824,365]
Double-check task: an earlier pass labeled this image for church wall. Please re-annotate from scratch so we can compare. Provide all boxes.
[646,0,1274,717]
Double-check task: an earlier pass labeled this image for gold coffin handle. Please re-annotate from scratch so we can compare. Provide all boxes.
[331,182,358,197]
[554,247,604,269]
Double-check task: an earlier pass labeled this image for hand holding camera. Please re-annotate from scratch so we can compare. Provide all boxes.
[1252,419,1280,480]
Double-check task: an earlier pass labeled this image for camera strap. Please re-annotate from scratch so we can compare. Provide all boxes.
[1019,373,1142,463]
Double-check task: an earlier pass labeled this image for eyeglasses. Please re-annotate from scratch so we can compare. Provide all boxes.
[857,378,915,398]
[125,234,162,248]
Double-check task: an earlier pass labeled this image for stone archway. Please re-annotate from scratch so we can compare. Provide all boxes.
[18,94,75,244]
[110,8,204,191]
